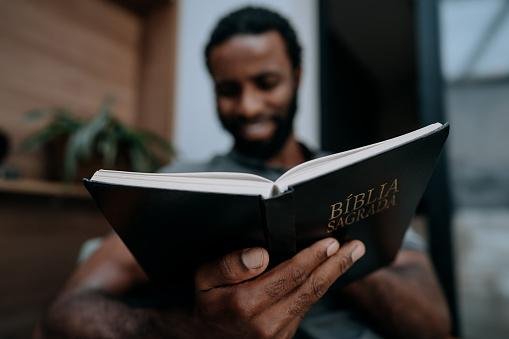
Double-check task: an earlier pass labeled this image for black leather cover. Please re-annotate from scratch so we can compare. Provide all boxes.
[83,181,268,286]
[262,189,296,266]
[290,124,449,286]
[84,124,449,287]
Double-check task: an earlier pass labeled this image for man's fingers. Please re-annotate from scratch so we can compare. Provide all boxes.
[235,237,341,310]
[253,240,365,334]
[284,240,365,316]
[195,247,269,291]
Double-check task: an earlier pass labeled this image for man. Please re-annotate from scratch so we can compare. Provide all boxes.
[40,7,451,338]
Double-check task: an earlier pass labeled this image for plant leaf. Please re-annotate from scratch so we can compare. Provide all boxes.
[97,127,118,168]
[129,142,152,172]
[21,109,82,151]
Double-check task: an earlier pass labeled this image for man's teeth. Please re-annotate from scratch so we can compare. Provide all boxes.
[245,122,269,134]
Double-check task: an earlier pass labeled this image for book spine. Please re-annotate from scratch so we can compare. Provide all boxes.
[261,189,296,265]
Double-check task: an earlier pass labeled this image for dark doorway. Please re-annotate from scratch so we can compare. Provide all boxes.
[318,0,459,335]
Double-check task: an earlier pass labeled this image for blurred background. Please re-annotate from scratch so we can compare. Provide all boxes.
[0,0,507,338]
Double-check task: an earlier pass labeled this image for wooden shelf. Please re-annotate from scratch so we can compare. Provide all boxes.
[0,178,89,199]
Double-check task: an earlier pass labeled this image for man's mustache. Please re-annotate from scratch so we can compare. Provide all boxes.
[222,114,281,129]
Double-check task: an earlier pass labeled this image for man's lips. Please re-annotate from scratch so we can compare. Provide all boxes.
[238,119,276,140]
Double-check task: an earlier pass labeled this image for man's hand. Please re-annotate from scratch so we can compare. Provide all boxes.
[193,238,365,339]
[39,235,364,339]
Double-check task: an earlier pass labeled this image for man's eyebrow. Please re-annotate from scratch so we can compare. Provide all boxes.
[251,71,282,80]
[214,71,282,84]
[213,77,240,87]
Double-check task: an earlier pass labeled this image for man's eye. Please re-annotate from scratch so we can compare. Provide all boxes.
[256,76,280,91]
[216,83,240,97]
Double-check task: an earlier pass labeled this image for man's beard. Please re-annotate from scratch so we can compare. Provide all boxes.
[219,92,298,160]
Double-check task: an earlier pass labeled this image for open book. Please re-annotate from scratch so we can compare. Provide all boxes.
[85,123,449,287]
[91,123,444,198]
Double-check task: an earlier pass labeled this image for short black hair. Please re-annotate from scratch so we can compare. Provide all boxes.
[205,6,302,72]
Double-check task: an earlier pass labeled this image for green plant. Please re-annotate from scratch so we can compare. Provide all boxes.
[23,99,174,181]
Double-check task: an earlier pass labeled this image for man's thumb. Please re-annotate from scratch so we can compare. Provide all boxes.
[195,247,269,291]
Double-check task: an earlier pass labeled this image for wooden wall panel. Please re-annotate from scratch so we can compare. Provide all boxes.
[137,2,178,139]
[0,2,178,338]
[0,0,143,178]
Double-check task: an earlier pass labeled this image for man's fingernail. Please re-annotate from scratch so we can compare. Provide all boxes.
[326,240,340,257]
[241,248,264,269]
[350,243,366,262]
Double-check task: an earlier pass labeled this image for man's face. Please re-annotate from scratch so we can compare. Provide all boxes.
[208,31,300,159]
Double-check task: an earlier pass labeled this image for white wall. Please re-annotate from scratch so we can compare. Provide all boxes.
[440,0,509,81]
[173,0,319,161]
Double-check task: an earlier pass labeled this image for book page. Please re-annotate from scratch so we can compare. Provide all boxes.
[274,123,443,193]
[91,170,275,198]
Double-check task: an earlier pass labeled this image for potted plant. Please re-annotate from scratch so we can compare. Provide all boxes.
[22,99,174,182]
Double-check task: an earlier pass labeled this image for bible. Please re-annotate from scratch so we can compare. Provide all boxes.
[84,123,449,287]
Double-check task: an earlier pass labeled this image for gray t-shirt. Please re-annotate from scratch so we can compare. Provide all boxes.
[159,148,425,339]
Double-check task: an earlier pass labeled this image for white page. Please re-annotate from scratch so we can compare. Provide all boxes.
[91,170,275,198]
[274,123,442,192]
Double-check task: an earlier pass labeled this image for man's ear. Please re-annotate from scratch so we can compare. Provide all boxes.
[293,67,302,88]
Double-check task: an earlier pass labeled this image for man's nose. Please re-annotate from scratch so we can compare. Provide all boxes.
[238,88,264,118]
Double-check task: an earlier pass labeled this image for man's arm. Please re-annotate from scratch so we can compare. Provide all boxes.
[40,234,365,339]
[39,235,189,338]
[341,249,452,339]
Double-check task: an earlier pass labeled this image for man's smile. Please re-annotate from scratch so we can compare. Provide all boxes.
[239,118,276,141]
